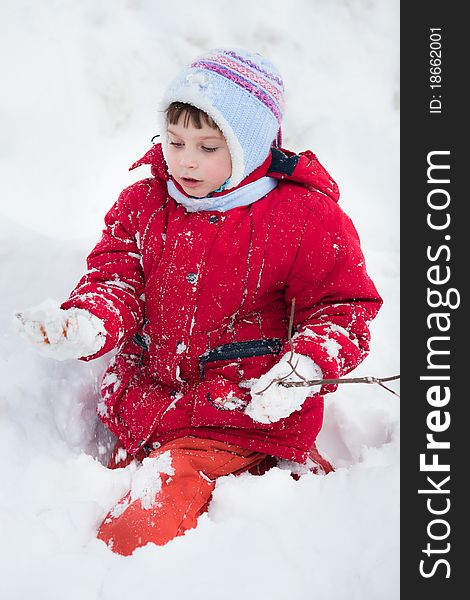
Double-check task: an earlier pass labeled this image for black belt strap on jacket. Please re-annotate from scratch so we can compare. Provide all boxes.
[199,338,282,380]
[133,332,150,350]
[133,332,150,366]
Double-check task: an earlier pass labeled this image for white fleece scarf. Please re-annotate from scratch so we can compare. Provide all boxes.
[167,176,278,213]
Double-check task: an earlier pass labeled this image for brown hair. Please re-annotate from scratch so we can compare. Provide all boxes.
[165,102,220,131]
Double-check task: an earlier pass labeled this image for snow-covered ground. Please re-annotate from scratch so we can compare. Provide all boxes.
[0,1,399,599]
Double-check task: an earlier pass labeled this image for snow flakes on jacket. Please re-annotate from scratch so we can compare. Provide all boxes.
[61,143,382,462]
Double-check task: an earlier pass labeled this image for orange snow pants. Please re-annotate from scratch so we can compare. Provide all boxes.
[97,437,267,556]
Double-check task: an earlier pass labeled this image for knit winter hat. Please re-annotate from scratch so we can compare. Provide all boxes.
[159,48,285,189]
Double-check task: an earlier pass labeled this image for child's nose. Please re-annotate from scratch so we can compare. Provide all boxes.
[179,150,197,168]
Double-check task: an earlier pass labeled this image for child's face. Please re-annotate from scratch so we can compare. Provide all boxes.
[166,114,232,198]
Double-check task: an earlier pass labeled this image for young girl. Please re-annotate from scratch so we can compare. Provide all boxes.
[16,48,382,555]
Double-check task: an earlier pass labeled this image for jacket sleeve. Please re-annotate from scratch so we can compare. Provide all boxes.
[61,185,145,360]
[281,195,383,393]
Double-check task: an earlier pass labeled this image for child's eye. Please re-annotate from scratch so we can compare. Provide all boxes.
[202,146,218,152]
[169,141,183,148]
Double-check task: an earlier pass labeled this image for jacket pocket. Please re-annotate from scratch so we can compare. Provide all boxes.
[189,377,312,439]
[198,338,282,379]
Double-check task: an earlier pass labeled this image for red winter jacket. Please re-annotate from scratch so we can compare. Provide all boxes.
[62,143,382,463]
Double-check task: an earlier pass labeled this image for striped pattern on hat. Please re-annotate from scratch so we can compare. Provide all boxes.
[159,48,285,189]
[190,49,285,125]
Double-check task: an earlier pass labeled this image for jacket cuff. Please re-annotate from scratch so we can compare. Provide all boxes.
[60,295,126,360]
[278,338,342,394]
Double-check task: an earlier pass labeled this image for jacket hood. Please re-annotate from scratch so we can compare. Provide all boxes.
[130,143,340,203]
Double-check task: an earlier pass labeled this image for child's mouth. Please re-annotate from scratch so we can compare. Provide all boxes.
[181,177,201,188]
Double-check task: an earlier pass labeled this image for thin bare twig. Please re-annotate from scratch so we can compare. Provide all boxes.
[253,297,401,399]
[285,298,308,383]
[256,298,301,395]
[277,374,401,398]
[287,297,295,356]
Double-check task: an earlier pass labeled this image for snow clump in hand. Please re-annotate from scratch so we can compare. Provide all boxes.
[14,298,106,361]
[244,352,323,424]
